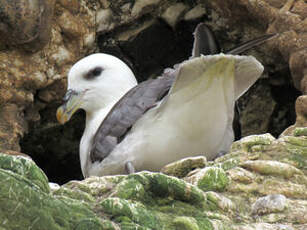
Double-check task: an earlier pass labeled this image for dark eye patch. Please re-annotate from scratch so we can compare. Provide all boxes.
[85,67,103,79]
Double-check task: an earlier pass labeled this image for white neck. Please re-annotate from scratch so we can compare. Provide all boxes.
[79,84,136,177]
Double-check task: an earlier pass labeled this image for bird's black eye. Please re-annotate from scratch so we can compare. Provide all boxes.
[85,67,103,79]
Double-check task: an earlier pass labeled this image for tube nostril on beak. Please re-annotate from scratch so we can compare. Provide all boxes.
[63,89,79,102]
[63,89,73,102]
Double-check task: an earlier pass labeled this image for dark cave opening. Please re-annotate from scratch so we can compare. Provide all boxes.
[20,19,300,185]
[97,19,199,82]
[21,106,85,184]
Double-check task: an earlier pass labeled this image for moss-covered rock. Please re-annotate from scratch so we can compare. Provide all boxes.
[0,157,104,230]
[186,167,229,192]
[161,156,207,178]
[1,132,306,229]
[0,153,50,193]
[294,127,307,137]
[173,216,200,230]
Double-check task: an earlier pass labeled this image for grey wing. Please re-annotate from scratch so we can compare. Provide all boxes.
[91,24,277,163]
[192,23,277,56]
[192,23,220,57]
[90,75,175,163]
[192,23,242,140]
[192,24,276,140]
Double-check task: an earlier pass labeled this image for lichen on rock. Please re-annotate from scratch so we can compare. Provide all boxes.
[2,130,307,229]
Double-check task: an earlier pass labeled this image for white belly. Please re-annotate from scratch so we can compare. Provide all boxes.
[85,54,263,177]
[90,76,234,176]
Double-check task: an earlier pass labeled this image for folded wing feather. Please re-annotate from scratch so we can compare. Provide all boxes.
[90,24,272,164]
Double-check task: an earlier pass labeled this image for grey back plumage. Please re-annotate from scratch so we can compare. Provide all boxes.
[90,75,174,162]
[90,23,276,164]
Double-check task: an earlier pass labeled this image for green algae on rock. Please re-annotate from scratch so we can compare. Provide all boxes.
[0,152,219,229]
[0,157,104,230]
[186,167,229,192]
[294,127,307,137]
[1,130,307,229]
[100,197,160,229]
[0,153,50,193]
[173,216,202,230]
[231,133,276,152]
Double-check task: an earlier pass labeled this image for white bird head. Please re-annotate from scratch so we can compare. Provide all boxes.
[56,53,137,124]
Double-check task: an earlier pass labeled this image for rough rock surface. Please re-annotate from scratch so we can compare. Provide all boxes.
[0,0,97,153]
[0,0,306,209]
[0,0,55,52]
[283,95,307,136]
[0,2,306,229]
[0,0,296,183]
[1,130,306,229]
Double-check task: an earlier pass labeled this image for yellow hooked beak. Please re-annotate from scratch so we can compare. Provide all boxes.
[56,89,83,124]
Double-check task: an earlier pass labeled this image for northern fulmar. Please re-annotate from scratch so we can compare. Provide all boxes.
[56,23,275,177]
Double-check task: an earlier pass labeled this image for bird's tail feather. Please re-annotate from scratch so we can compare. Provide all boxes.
[192,23,277,56]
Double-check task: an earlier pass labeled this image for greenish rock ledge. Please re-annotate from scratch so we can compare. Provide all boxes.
[1,130,306,230]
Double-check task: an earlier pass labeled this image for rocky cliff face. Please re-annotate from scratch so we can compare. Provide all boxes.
[0,0,305,182]
[0,0,306,229]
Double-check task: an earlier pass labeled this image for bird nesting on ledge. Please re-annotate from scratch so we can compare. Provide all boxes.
[57,23,276,178]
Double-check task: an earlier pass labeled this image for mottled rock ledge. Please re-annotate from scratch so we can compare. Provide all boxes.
[1,129,306,230]
[0,0,304,184]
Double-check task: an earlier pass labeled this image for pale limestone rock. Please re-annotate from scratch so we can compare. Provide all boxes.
[241,160,303,178]
[50,46,73,66]
[117,20,155,41]
[49,182,61,191]
[227,167,256,184]
[161,3,189,28]
[121,3,132,14]
[161,156,207,178]
[83,32,96,50]
[58,10,86,38]
[234,223,295,230]
[96,8,115,33]
[32,72,48,89]
[205,191,235,211]
[131,0,161,17]
[184,5,206,21]
[259,179,306,199]
[99,0,111,9]
[251,194,287,215]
